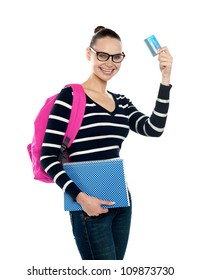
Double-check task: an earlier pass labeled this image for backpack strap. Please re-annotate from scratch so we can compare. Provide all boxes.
[65,84,86,147]
[58,84,86,162]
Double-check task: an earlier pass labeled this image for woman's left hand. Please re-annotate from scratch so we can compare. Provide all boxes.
[158,47,173,86]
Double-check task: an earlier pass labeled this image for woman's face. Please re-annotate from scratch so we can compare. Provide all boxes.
[87,37,124,82]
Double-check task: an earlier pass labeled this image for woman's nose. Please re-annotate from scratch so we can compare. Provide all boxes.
[105,56,113,66]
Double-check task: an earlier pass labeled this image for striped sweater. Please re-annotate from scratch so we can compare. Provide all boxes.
[40,83,172,199]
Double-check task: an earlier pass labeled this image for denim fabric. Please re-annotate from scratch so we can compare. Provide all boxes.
[69,197,132,260]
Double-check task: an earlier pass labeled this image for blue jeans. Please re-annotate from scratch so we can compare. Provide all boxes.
[69,196,132,260]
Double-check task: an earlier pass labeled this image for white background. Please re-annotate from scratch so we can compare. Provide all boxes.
[1,0,200,279]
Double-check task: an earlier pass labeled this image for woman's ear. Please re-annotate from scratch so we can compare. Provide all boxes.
[86,47,91,61]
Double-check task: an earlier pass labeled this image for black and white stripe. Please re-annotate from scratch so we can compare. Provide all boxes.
[40,84,171,199]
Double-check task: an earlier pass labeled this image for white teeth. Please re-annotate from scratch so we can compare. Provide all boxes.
[102,68,113,72]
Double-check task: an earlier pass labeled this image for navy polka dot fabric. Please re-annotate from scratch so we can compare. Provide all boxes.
[63,158,130,211]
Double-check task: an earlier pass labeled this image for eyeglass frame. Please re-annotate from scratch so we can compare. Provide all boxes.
[89,47,125,63]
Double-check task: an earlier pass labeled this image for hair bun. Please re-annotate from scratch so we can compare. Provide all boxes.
[94,26,105,33]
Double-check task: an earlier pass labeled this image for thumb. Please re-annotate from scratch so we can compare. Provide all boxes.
[100,200,115,206]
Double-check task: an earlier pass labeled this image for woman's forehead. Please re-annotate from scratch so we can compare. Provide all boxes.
[93,37,122,52]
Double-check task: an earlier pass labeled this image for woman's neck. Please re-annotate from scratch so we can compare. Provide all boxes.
[82,76,108,96]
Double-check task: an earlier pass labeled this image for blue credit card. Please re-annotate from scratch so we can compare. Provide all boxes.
[144,35,161,56]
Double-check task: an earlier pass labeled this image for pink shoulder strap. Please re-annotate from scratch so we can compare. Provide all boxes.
[64,84,86,147]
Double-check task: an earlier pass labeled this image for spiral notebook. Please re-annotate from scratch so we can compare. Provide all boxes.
[63,158,130,211]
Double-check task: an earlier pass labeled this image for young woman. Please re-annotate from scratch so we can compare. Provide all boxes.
[40,26,173,260]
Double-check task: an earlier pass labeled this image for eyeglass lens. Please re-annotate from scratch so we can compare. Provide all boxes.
[97,52,124,62]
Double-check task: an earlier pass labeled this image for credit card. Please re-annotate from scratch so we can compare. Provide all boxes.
[144,35,161,56]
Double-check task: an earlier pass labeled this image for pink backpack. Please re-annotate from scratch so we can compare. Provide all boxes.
[27,84,86,183]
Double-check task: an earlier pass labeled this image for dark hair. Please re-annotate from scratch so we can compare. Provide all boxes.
[89,26,122,48]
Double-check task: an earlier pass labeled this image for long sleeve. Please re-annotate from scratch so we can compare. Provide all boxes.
[40,86,82,200]
[126,84,172,136]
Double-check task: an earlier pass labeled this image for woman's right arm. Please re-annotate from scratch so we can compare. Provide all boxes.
[40,86,81,200]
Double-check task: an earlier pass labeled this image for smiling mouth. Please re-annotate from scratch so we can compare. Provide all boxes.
[100,68,114,74]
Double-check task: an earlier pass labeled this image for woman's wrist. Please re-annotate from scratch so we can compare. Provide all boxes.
[161,76,170,86]
[76,192,88,204]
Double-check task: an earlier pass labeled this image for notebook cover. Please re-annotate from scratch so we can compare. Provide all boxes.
[63,158,130,211]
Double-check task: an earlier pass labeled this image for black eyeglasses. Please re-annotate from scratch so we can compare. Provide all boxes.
[89,47,125,63]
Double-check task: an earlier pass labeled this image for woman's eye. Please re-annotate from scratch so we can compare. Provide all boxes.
[113,55,121,60]
[98,53,108,60]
